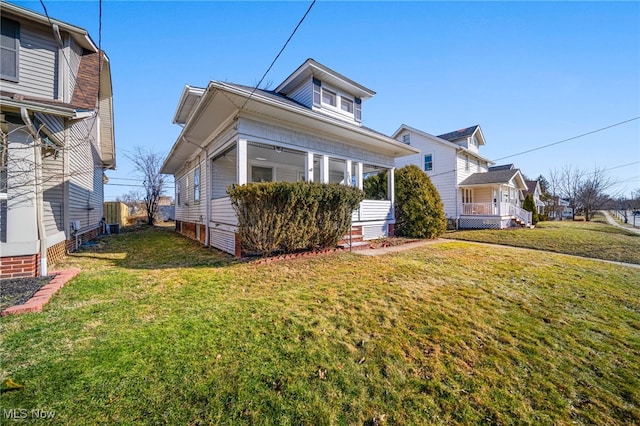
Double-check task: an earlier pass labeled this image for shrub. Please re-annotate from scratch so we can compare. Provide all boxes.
[228,182,364,256]
[523,194,540,224]
[394,165,447,239]
[363,171,388,200]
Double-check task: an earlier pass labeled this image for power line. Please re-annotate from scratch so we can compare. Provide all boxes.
[239,0,316,111]
[492,117,640,162]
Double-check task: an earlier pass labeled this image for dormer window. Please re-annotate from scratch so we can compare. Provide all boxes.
[340,97,353,113]
[322,89,336,107]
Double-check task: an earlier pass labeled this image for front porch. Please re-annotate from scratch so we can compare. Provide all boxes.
[206,139,397,255]
[459,202,532,229]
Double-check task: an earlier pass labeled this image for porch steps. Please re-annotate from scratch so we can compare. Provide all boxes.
[338,226,368,250]
[338,241,371,251]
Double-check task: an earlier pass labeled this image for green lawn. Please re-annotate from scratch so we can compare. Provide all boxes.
[1,226,639,424]
[446,214,640,265]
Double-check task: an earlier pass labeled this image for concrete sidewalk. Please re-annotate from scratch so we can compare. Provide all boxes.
[601,210,640,235]
[354,237,640,269]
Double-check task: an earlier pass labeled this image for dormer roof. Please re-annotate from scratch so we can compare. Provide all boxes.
[437,125,485,146]
[173,85,206,125]
[275,58,375,100]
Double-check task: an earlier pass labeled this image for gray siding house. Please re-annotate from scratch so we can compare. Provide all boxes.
[161,59,418,255]
[1,1,115,278]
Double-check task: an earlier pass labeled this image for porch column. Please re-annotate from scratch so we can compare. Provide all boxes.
[497,188,502,215]
[305,152,314,182]
[320,155,329,184]
[388,167,395,204]
[345,160,352,186]
[237,138,247,185]
[356,162,363,190]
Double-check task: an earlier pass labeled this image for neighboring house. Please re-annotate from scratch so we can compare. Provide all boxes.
[0,1,115,278]
[394,125,531,229]
[524,180,545,215]
[161,58,418,255]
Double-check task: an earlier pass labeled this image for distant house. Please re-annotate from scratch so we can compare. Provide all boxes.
[394,125,531,229]
[524,180,545,215]
[0,1,115,278]
[161,59,418,255]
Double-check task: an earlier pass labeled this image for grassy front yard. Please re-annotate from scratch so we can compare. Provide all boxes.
[447,215,640,264]
[1,226,639,424]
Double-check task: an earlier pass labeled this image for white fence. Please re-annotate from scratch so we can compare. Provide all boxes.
[461,202,532,225]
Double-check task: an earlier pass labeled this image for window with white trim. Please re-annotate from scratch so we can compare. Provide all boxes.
[193,166,200,202]
[465,154,470,171]
[340,96,353,113]
[322,89,337,107]
[1,18,19,82]
[402,134,410,145]
[424,154,433,172]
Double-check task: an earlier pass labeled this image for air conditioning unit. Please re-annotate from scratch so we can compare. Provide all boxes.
[71,220,81,231]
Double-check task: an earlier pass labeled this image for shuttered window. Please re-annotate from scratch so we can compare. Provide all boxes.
[1,18,19,82]
[312,78,321,106]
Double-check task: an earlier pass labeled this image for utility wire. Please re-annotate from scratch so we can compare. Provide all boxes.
[492,117,640,162]
[238,0,316,111]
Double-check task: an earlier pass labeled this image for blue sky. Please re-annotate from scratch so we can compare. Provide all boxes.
[13,0,640,200]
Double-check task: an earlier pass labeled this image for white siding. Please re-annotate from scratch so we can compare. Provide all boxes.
[3,23,58,99]
[394,131,459,218]
[287,78,313,108]
[210,197,237,226]
[210,228,235,254]
[42,149,64,236]
[174,156,206,224]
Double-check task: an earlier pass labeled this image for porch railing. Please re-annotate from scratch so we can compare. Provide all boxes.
[352,200,393,222]
[461,202,532,224]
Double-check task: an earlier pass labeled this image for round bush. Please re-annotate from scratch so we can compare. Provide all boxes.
[395,165,447,239]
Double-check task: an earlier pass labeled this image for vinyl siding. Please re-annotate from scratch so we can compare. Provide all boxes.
[68,116,103,230]
[287,78,313,108]
[174,157,206,224]
[394,131,459,218]
[3,22,58,99]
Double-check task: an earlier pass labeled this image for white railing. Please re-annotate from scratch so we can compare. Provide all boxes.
[211,197,238,226]
[509,204,532,225]
[352,200,393,222]
[461,202,532,224]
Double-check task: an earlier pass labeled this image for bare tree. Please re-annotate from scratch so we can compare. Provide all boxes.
[556,165,585,220]
[577,167,618,220]
[127,147,165,225]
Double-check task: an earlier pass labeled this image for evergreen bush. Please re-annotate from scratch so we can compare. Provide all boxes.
[523,194,540,224]
[394,165,447,239]
[228,182,364,256]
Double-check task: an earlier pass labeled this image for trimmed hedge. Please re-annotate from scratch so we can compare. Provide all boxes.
[395,165,447,239]
[228,182,364,256]
[523,194,539,224]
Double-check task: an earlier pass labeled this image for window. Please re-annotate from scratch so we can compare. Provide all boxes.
[402,134,411,145]
[354,97,362,122]
[252,166,272,182]
[193,166,200,202]
[424,154,433,172]
[1,18,19,82]
[176,182,181,206]
[312,78,321,106]
[340,96,353,113]
[465,154,470,171]
[322,89,336,107]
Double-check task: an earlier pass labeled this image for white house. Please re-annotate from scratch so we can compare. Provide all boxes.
[524,180,545,215]
[1,1,115,278]
[393,124,531,229]
[161,59,418,255]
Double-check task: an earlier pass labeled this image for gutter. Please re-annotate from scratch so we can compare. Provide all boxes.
[20,107,47,276]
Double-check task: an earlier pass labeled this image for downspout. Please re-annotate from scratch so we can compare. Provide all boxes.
[21,107,47,276]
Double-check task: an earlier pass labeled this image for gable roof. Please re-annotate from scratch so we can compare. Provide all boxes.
[391,123,494,165]
[162,80,418,174]
[275,58,375,100]
[525,180,540,196]
[437,125,480,142]
[459,169,527,189]
[489,164,514,171]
